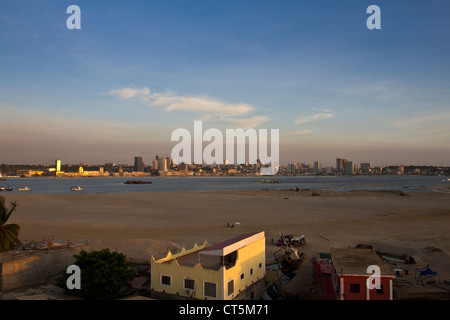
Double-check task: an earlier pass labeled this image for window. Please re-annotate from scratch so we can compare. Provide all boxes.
[204,281,217,298]
[376,285,384,295]
[161,275,171,286]
[184,278,195,290]
[227,279,234,296]
[350,284,360,293]
[250,268,253,275]
[240,273,245,280]
[259,262,262,269]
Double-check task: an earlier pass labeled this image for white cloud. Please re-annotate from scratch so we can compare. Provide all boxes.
[109,86,255,117]
[294,111,334,125]
[388,115,443,128]
[108,87,150,99]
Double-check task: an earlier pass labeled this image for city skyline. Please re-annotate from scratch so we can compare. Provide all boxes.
[2,154,448,170]
[1,1,450,166]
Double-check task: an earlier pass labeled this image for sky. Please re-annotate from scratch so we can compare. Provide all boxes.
[1,0,449,166]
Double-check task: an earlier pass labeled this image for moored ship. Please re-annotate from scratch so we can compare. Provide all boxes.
[124,180,152,184]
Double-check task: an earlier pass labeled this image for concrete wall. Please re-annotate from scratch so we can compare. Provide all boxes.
[1,246,86,292]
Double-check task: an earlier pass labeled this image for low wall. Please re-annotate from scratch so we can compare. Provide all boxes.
[1,245,86,292]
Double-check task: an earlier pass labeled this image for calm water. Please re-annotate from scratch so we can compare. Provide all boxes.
[0,175,448,194]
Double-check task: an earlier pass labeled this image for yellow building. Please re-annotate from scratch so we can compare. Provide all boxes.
[151,231,266,300]
[55,160,61,173]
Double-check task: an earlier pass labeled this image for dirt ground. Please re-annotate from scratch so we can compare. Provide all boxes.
[3,187,450,299]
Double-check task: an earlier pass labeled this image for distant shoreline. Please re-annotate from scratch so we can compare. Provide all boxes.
[3,174,449,179]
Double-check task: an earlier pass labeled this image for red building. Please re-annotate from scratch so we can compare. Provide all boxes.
[331,248,396,300]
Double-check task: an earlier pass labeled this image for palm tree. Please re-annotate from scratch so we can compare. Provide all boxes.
[0,196,21,252]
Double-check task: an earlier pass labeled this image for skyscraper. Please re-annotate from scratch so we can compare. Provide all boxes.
[336,158,346,172]
[314,161,321,175]
[287,163,297,174]
[361,162,371,173]
[157,157,167,172]
[55,160,61,173]
[134,156,144,172]
[344,160,355,175]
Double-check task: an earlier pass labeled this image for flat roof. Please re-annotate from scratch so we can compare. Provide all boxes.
[201,231,264,256]
[162,231,265,270]
[331,248,395,277]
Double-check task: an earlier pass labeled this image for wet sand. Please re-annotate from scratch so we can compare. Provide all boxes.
[3,188,450,296]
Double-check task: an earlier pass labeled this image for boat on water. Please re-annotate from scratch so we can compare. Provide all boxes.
[18,187,31,191]
[70,186,84,191]
[124,180,152,184]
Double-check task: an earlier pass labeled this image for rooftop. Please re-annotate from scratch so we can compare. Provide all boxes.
[200,231,265,256]
[156,231,265,270]
[331,247,395,277]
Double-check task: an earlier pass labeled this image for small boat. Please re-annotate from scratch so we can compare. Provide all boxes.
[18,187,31,191]
[70,186,84,191]
[5,187,13,192]
[124,180,152,184]
[0,186,4,191]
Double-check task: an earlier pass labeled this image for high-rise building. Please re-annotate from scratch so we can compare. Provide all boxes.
[361,162,371,173]
[157,157,167,172]
[336,158,346,172]
[55,160,61,173]
[344,160,356,175]
[361,162,371,169]
[134,156,144,172]
[314,161,321,175]
[287,163,297,174]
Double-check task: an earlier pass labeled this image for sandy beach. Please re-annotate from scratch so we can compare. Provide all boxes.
[3,187,450,297]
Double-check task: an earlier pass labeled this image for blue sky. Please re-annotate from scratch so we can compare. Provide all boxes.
[1,0,449,166]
